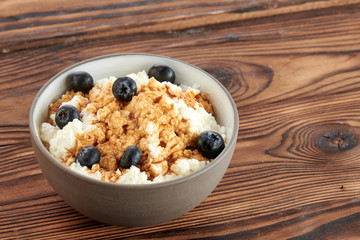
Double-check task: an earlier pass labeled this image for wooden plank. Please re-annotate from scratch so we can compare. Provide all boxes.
[1,0,360,51]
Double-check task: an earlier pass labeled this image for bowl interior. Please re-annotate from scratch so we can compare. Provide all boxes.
[30,53,238,183]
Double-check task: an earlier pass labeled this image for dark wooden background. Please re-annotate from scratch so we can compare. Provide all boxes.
[1,0,360,239]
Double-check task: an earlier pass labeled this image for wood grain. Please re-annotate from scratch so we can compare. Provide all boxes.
[1,0,360,51]
[1,0,360,239]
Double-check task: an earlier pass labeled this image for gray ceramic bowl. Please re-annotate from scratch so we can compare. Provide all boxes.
[29,53,238,227]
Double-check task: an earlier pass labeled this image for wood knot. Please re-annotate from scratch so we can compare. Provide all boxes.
[316,131,356,152]
[265,122,360,162]
[200,60,273,101]
[202,67,233,85]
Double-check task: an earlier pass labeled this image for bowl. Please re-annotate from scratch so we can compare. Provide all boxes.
[29,53,239,227]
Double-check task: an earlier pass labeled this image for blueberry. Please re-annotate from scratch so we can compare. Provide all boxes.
[55,105,80,129]
[148,65,175,83]
[69,71,94,93]
[112,77,137,102]
[120,145,142,168]
[197,131,225,159]
[76,146,101,168]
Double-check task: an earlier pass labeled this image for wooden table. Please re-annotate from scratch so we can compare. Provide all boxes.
[1,0,360,239]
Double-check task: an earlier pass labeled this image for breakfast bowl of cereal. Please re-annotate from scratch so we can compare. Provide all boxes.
[29,53,238,227]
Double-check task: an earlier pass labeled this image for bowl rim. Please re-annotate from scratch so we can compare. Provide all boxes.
[29,53,239,189]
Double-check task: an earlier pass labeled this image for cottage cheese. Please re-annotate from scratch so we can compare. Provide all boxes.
[41,71,226,184]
